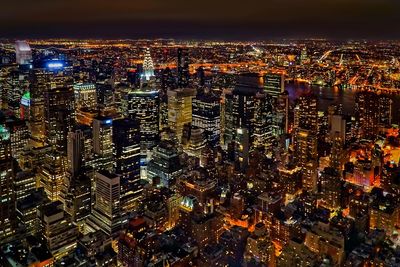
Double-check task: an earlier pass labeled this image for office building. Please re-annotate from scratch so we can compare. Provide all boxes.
[355,91,392,137]
[147,140,183,187]
[93,117,114,172]
[113,118,142,212]
[88,170,122,238]
[127,86,160,157]
[192,92,221,146]
[15,40,32,65]
[37,201,78,259]
[0,124,16,241]
[167,88,196,142]
[73,83,97,110]
[177,48,190,88]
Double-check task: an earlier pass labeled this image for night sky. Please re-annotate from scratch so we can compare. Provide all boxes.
[1,0,400,39]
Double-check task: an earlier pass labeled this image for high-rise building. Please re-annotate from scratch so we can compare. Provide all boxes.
[192,92,221,146]
[15,40,32,65]
[294,128,318,192]
[127,86,160,157]
[63,173,91,223]
[73,83,97,110]
[92,117,114,172]
[147,140,183,187]
[30,59,74,148]
[167,88,196,142]
[177,48,190,88]
[38,151,66,202]
[294,129,317,167]
[263,73,288,141]
[44,85,75,152]
[4,116,29,162]
[0,124,16,240]
[355,91,392,137]
[224,73,271,150]
[294,94,318,133]
[96,80,114,113]
[67,129,84,176]
[142,48,155,81]
[37,201,78,259]
[113,118,142,213]
[320,167,342,209]
[88,170,122,237]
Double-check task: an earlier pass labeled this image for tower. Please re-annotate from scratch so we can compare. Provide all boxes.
[142,48,155,81]
[92,117,114,172]
[113,118,141,213]
[127,87,160,159]
[15,40,32,65]
[88,170,122,237]
[167,88,197,142]
[67,129,84,176]
[192,92,221,146]
[177,48,190,88]
[0,124,16,240]
[44,85,75,152]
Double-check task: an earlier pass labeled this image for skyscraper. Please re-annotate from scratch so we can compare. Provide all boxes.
[127,87,160,156]
[0,124,15,240]
[88,170,122,237]
[192,92,221,146]
[142,48,155,81]
[73,83,97,110]
[294,94,318,133]
[92,117,114,172]
[67,129,84,176]
[177,48,190,88]
[167,88,197,142]
[263,73,288,141]
[223,73,269,150]
[15,40,32,65]
[147,140,183,187]
[355,91,392,138]
[113,118,142,213]
[44,85,75,152]
[37,201,78,259]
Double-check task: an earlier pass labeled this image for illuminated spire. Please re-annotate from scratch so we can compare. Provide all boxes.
[143,48,154,81]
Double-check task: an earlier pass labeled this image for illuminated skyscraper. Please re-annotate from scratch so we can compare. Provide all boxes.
[294,94,318,133]
[223,73,269,150]
[96,80,114,113]
[0,124,16,240]
[192,92,221,146]
[73,83,97,110]
[15,40,32,65]
[38,151,66,202]
[127,86,160,156]
[264,73,288,140]
[147,140,183,187]
[88,170,122,237]
[29,59,73,147]
[67,129,84,176]
[113,118,142,213]
[37,201,78,259]
[294,128,318,192]
[93,117,114,172]
[167,88,196,142]
[177,48,190,88]
[44,85,75,152]
[142,48,155,81]
[355,91,392,138]
[320,167,342,209]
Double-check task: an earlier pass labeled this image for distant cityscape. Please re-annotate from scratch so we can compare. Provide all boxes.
[1,39,400,266]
